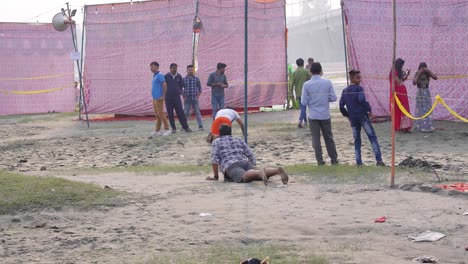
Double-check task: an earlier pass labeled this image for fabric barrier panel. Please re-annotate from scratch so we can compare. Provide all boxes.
[0,23,75,115]
[83,0,195,115]
[196,0,287,110]
[344,0,467,120]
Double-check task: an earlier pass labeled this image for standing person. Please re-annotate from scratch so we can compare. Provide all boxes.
[165,63,192,133]
[306,58,314,71]
[289,58,310,128]
[207,125,289,185]
[340,70,385,166]
[301,62,339,165]
[207,63,228,119]
[182,65,204,131]
[149,61,171,138]
[206,108,245,144]
[389,58,412,133]
[413,62,437,132]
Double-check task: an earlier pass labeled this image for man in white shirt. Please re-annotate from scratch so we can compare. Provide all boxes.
[301,62,339,165]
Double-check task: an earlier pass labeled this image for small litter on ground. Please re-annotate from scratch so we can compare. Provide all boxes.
[409,231,445,242]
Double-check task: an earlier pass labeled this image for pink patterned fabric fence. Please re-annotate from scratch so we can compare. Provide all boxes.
[83,0,287,115]
[83,0,195,115]
[197,0,287,110]
[344,0,468,120]
[0,23,75,115]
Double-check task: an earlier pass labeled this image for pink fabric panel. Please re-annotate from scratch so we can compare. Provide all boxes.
[344,0,468,120]
[0,23,75,115]
[83,0,195,115]
[197,0,287,110]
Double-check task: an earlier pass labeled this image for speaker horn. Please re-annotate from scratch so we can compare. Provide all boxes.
[52,13,70,32]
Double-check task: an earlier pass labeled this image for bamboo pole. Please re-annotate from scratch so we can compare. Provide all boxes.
[390,0,397,188]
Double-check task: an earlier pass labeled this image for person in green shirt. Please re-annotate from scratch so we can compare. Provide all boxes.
[289,58,311,128]
[287,63,298,109]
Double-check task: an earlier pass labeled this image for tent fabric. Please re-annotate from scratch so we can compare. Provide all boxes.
[0,23,75,115]
[197,0,287,110]
[83,0,195,115]
[83,0,287,115]
[344,0,468,120]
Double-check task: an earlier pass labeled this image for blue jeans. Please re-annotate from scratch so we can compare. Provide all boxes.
[184,97,204,128]
[211,95,225,119]
[297,96,307,124]
[351,116,382,165]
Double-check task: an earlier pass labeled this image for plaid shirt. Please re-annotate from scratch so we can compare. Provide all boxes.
[211,136,256,173]
[182,75,202,99]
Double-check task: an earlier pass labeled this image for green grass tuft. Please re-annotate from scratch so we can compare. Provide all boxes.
[139,244,328,264]
[0,170,122,215]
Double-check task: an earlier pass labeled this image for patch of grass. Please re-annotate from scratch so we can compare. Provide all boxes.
[55,164,211,176]
[0,170,122,215]
[139,244,328,264]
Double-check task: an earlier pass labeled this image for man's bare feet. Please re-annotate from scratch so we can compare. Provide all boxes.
[278,167,289,185]
[259,168,268,186]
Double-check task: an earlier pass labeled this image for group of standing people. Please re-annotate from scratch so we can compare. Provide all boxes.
[148,61,229,138]
[391,58,438,133]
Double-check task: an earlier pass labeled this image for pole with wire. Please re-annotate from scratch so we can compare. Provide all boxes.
[390,0,397,188]
[79,6,87,119]
[66,2,90,128]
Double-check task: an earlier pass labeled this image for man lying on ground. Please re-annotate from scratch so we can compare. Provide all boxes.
[206,108,245,143]
[206,125,289,185]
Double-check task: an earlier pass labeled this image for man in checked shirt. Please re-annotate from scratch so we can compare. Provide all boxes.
[182,65,204,131]
[206,125,289,185]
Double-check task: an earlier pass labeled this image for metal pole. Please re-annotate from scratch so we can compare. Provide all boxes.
[390,0,396,188]
[243,0,248,143]
[79,6,87,119]
[340,1,349,86]
[67,3,89,128]
[192,0,199,67]
[283,0,289,110]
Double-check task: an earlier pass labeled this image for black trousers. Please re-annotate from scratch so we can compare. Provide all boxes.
[309,118,338,165]
[165,96,189,130]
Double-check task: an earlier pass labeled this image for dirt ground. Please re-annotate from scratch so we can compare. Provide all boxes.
[0,107,467,263]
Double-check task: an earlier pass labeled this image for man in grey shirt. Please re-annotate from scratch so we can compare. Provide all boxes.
[301,62,339,165]
[207,63,228,119]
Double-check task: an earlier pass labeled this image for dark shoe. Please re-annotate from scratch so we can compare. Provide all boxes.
[172,129,177,134]
[376,161,386,166]
[318,161,326,166]
[357,163,364,166]
[297,123,303,128]
[198,126,204,131]
[184,128,192,132]
[331,160,339,165]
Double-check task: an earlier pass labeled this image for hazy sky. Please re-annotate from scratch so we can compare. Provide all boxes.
[0,0,341,23]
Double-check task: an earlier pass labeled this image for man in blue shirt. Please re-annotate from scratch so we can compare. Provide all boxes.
[339,70,385,166]
[149,61,171,138]
[182,65,204,131]
[165,63,192,133]
[302,62,338,165]
[207,63,228,119]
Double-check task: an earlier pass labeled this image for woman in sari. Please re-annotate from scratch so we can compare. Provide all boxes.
[413,62,437,132]
[389,58,412,132]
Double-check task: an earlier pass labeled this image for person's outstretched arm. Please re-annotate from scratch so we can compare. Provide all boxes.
[236,118,245,136]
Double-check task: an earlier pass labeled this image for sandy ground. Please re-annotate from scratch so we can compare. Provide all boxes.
[1,92,467,263]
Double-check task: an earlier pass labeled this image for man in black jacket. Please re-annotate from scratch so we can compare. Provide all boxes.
[165,63,192,133]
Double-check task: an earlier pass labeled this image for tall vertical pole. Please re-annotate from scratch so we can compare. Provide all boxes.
[79,6,87,119]
[284,0,289,110]
[340,1,349,86]
[67,2,89,128]
[390,0,397,188]
[192,0,199,67]
[243,0,248,143]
